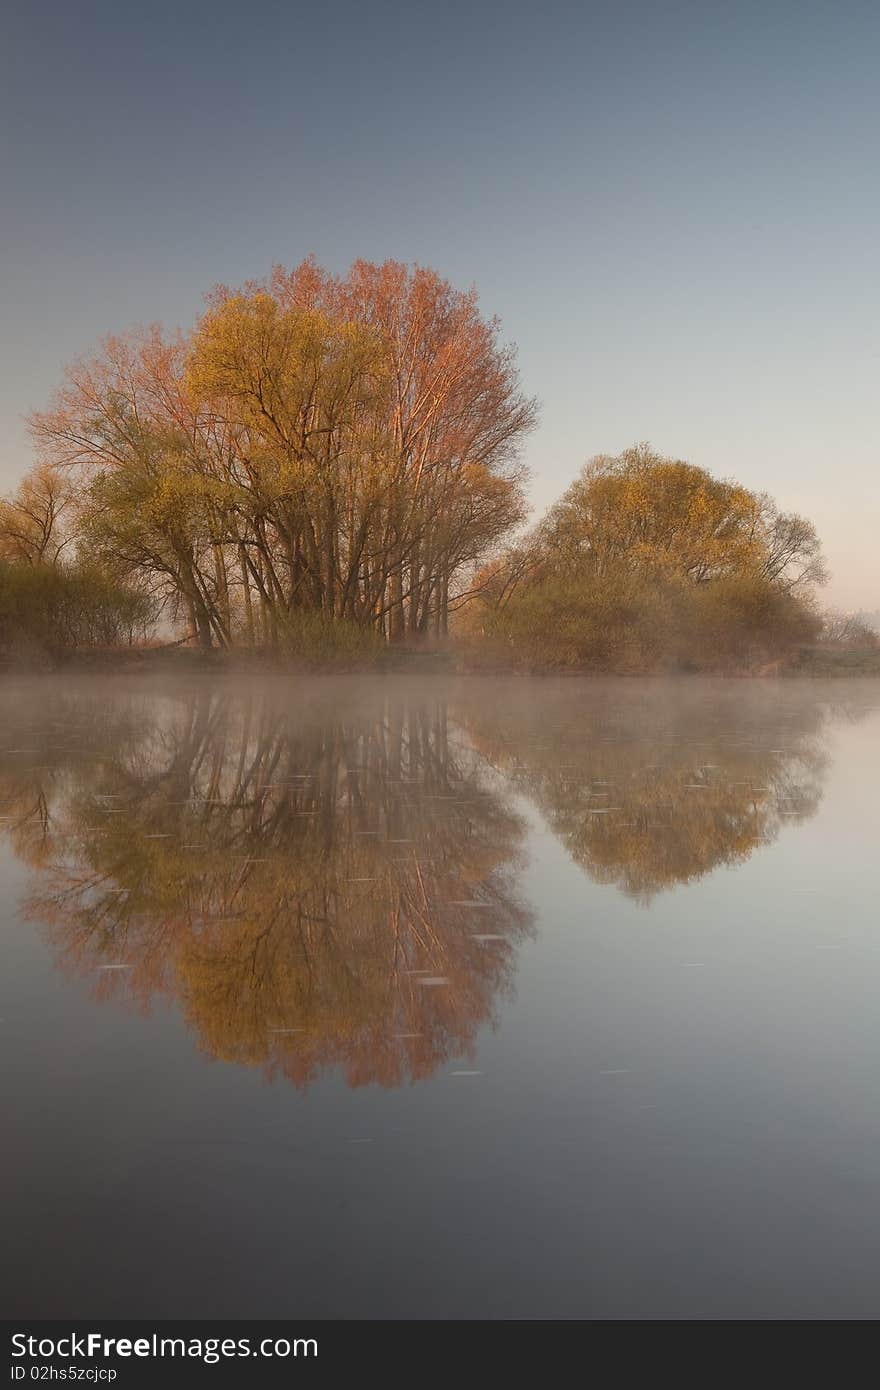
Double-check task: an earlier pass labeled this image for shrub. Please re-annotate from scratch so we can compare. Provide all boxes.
[0,561,157,659]
[273,610,386,668]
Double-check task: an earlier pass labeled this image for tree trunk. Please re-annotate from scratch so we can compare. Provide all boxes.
[239,544,254,644]
[388,564,405,642]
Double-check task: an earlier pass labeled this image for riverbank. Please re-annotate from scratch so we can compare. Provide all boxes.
[3,640,879,677]
[786,643,880,676]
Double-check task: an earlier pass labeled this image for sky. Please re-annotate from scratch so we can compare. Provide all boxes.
[1,0,877,607]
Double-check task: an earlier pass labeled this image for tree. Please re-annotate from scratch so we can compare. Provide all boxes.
[190,261,536,639]
[467,444,826,671]
[0,463,74,566]
[185,293,395,630]
[534,444,821,589]
[331,259,536,637]
[29,261,536,649]
[820,609,879,646]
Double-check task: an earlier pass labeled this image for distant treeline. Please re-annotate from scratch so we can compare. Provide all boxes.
[0,257,862,671]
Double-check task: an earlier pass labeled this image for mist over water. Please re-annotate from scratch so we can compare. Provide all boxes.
[2,675,880,1318]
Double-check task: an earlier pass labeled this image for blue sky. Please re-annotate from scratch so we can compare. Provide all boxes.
[2,0,877,605]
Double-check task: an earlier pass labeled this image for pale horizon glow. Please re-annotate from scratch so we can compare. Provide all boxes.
[1,0,877,609]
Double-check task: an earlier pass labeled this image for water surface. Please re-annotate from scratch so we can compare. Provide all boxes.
[2,675,880,1318]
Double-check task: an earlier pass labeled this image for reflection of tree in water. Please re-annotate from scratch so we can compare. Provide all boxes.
[5,679,875,1080]
[0,685,530,1088]
[460,681,868,903]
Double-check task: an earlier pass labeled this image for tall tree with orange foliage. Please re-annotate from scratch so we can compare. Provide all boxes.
[28,260,535,648]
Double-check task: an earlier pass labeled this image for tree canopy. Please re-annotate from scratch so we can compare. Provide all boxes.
[468,445,826,671]
[1,267,833,671]
[24,259,536,650]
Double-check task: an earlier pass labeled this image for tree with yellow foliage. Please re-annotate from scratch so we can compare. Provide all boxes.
[467,445,825,671]
[27,260,536,649]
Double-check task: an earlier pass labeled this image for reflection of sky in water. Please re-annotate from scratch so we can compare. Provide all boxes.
[2,677,880,1319]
